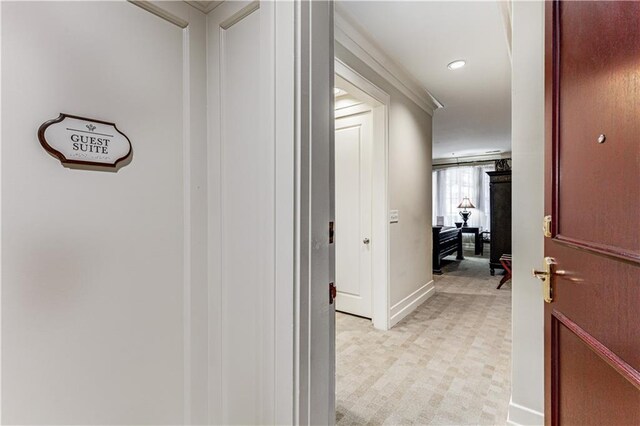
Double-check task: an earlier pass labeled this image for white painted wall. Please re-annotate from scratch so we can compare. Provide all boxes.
[508,2,545,425]
[1,1,207,424]
[335,43,434,327]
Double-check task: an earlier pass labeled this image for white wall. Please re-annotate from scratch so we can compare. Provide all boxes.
[1,1,208,424]
[509,2,545,425]
[335,43,434,326]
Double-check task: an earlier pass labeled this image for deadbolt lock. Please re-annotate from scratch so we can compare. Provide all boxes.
[532,257,565,303]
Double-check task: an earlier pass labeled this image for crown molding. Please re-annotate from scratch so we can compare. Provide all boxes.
[334,4,443,116]
[130,1,189,27]
[432,152,512,167]
[184,1,223,14]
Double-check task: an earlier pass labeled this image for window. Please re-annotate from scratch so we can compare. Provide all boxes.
[432,164,494,231]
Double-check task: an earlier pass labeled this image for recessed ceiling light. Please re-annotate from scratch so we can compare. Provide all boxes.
[447,60,466,70]
[334,87,346,96]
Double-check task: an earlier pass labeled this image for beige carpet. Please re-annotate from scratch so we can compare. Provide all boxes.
[336,254,511,425]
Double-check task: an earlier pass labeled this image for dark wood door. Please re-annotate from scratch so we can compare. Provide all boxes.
[544,2,640,424]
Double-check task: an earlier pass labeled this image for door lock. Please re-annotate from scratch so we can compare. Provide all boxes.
[532,257,565,303]
[363,238,370,245]
[543,215,552,238]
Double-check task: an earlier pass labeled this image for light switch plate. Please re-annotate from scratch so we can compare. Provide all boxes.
[389,210,399,223]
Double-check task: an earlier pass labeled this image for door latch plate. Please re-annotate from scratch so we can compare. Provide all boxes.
[329,221,334,244]
[329,282,337,304]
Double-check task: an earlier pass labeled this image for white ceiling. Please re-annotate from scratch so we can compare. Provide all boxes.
[337,1,511,159]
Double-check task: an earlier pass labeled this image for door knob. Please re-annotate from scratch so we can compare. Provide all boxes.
[532,257,565,303]
[363,238,370,244]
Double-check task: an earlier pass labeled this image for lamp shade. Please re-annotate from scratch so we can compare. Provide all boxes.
[457,197,476,209]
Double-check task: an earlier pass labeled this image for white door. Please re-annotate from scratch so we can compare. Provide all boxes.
[335,110,373,318]
[1,2,207,424]
[2,0,333,424]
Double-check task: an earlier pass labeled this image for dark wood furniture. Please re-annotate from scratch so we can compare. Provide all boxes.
[498,254,512,289]
[487,170,511,275]
[459,226,482,255]
[480,231,490,256]
[432,226,463,275]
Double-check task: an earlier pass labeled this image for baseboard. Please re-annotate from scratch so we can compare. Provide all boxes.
[389,280,435,328]
[507,398,544,425]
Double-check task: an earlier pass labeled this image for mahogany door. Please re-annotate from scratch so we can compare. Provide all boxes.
[544,1,640,425]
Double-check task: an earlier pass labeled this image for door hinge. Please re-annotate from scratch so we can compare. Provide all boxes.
[329,282,337,304]
[329,221,334,244]
[543,215,552,238]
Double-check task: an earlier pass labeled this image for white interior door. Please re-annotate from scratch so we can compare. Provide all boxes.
[335,110,373,318]
[2,0,333,423]
[1,2,207,424]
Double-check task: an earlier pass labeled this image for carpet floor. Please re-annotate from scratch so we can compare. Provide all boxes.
[336,254,512,425]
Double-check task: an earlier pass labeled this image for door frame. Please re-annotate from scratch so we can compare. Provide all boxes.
[335,59,390,330]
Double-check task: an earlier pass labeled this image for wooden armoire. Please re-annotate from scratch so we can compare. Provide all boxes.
[486,170,511,275]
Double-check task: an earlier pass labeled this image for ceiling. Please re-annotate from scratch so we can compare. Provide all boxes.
[337,1,512,159]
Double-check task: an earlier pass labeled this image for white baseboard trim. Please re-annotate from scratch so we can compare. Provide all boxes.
[507,398,544,425]
[389,280,435,328]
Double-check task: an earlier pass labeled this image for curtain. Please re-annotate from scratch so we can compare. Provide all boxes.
[432,164,495,231]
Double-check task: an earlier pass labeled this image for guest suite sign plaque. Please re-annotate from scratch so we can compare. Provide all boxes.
[38,113,132,168]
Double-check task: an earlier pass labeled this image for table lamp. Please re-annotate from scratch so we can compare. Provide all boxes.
[457,197,475,227]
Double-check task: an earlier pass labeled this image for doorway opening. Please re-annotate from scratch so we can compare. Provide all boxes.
[330,2,513,425]
[334,60,390,331]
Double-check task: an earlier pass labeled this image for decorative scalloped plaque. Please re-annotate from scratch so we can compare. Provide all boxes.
[38,113,132,168]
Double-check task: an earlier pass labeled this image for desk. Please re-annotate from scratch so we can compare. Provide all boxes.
[459,226,482,255]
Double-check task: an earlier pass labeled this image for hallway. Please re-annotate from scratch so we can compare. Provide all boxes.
[336,255,511,425]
